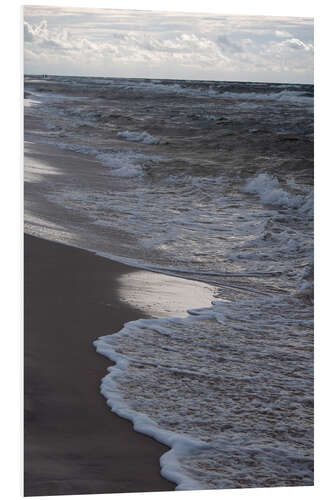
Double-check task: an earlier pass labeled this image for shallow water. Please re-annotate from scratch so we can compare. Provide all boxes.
[24,74,314,490]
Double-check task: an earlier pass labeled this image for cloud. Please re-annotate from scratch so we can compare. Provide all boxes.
[278,38,313,51]
[275,30,292,38]
[216,35,244,53]
[24,6,313,83]
[24,22,34,42]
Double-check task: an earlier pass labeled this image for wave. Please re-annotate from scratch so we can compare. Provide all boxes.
[94,291,313,490]
[243,172,313,215]
[117,130,160,145]
[45,142,148,178]
[222,89,313,105]
[120,80,313,104]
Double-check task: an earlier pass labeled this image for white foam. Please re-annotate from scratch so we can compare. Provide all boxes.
[94,291,313,490]
[53,142,100,157]
[117,130,160,145]
[121,81,312,104]
[109,165,144,178]
[122,80,220,98]
[94,318,210,490]
[96,152,144,177]
[45,142,145,178]
[222,89,313,105]
[243,172,313,213]
[24,97,42,108]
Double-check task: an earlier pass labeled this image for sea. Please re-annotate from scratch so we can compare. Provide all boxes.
[24,74,314,490]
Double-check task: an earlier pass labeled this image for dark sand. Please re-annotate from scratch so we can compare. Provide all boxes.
[24,233,175,496]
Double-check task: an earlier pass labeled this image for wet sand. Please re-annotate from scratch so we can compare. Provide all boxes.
[24,233,175,496]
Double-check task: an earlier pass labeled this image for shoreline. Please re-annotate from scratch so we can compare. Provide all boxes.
[24,233,176,496]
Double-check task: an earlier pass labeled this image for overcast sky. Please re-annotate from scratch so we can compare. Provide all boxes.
[24,5,313,83]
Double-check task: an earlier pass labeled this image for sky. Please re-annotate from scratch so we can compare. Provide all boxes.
[24,5,314,84]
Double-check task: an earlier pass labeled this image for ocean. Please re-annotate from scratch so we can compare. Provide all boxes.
[24,74,314,490]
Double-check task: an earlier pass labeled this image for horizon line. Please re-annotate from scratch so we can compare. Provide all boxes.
[24,72,314,86]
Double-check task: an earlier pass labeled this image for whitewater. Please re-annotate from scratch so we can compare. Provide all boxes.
[24,75,314,490]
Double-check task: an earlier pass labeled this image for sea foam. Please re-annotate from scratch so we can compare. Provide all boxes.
[117,130,160,144]
[243,172,313,214]
[94,291,313,490]
[45,142,145,178]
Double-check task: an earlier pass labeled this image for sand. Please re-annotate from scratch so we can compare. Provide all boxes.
[24,234,176,496]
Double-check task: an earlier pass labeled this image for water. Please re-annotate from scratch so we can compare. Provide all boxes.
[24,74,314,490]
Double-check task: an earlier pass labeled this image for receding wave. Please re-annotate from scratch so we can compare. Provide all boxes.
[94,291,313,490]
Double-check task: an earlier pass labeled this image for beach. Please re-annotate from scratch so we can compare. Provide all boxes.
[24,233,176,496]
[24,74,314,491]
